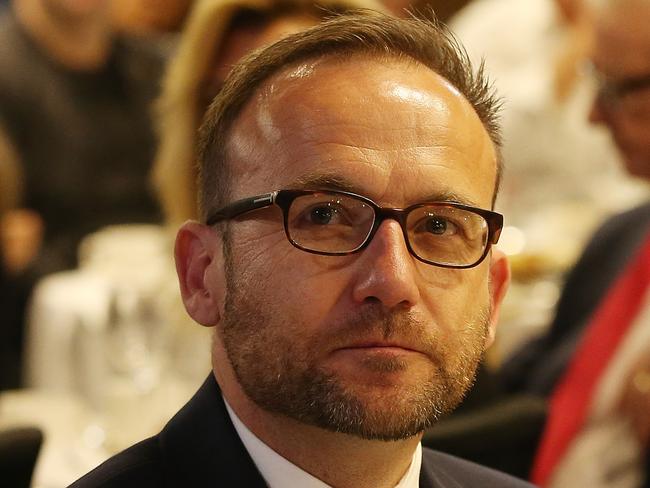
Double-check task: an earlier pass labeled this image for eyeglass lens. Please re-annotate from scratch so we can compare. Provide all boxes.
[406,206,488,266]
[287,192,374,252]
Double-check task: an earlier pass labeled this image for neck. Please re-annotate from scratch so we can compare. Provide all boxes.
[14,0,112,71]
[214,366,421,488]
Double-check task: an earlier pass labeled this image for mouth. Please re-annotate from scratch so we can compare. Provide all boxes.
[326,341,429,382]
[334,341,424,356]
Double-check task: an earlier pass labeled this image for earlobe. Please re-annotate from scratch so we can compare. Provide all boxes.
[485,247,511,348]
[174,221,226,327]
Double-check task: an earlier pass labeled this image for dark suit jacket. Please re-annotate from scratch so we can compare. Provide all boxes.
[69,374,534,487]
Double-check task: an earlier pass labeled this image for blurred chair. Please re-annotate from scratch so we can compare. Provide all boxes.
[0,426,43,488]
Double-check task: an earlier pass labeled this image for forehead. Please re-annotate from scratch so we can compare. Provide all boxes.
[227,56,497,207]
[591,2,650,75]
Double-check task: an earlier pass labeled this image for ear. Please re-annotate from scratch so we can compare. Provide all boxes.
[174,221,226,327]
[485,247,511,348]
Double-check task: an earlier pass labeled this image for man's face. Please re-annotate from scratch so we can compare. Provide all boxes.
[588,3,650,179]
[206,57,505,440]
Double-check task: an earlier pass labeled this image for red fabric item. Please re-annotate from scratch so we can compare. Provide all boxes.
[531,234,650,486]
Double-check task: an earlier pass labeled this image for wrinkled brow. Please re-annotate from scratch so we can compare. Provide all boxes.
[289,172,481,207]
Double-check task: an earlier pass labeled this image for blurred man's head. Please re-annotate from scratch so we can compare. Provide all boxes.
[587,0,650,179]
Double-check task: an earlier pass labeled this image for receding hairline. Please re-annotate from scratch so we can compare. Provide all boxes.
[232,51,497,151]
[251,49,468,97]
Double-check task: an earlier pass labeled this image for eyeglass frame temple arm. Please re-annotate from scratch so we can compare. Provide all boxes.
[205,191,277,226]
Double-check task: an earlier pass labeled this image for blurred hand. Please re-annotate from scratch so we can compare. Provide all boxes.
[619,354,650,447]
[0,209,43,274]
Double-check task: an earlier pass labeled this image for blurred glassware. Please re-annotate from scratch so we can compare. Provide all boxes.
[24,224,205,459]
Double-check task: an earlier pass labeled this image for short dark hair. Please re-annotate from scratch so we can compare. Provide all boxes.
[197,10,502,221]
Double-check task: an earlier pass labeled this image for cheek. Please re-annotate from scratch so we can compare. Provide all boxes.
[421,268,491,332]
[236,244,348,322]
[427,274,491,369]
[280,262,350,321]
[232,227,292,280]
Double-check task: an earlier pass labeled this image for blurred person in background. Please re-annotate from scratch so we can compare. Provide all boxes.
[451,0,647,283]
[0,0,164,278]
[496,0,650,486]
[0,0,166,388]
[151,0,385,385]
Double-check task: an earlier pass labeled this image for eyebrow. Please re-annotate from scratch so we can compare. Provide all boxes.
[290,173,359,193]
[288,173,481,208]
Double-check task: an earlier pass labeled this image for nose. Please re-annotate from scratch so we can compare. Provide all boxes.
[351,219,421,310]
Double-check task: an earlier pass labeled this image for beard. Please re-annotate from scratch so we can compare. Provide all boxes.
[218,247,490,441]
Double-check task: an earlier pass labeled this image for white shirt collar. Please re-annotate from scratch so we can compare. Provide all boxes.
[224,397,422,488]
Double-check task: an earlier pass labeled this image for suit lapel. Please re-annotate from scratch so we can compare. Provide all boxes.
[158,374,268,487]
[420,452,441,488]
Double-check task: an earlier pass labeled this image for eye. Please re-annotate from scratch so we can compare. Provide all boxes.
[309,205,337,225]
[296,202,352,227]
[289,194,373,232]
[423,215,459,236]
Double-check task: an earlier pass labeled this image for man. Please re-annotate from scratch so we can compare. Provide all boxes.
[71,12,528,487]
[500,0,650,486]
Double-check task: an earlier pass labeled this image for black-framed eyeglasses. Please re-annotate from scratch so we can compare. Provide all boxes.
[206,189,503,269]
